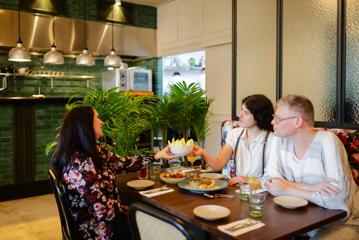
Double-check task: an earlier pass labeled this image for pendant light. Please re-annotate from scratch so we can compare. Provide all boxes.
[104,5,122,68]
[76,0,95,66]
[44,16,64,65]
[8,7,31,62]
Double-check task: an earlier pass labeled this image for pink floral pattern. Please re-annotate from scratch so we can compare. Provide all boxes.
[221,120,241,178]
[62,145,153,239]
[331,129,359,186]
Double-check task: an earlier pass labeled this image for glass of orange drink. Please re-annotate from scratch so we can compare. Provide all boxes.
[248,176,261,193]
[186,154,197,169]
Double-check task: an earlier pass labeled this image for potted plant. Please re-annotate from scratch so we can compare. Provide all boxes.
[153,81,213,148]
[46,88,158,157]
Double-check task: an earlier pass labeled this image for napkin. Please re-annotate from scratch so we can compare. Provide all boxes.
[217,218,265,237]
[139,187,174,198]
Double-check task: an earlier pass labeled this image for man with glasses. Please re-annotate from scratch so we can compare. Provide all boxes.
[263,94,358,239]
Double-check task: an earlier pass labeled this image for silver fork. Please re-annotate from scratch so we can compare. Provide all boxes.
[204,193,234,199]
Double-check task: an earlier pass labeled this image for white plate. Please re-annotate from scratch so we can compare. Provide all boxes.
[273,196,308,209]
[193,205,230,220]
[199,173,224,179]
[127,180,155,190]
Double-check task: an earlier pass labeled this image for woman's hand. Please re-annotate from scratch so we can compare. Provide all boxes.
[192,145,203,156]
[308,178,341,196]
[228,176,248,186]
[154,146,176,160]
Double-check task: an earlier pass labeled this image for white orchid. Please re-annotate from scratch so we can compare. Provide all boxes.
[168,138,194,155]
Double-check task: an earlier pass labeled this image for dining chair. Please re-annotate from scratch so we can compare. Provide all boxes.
[127,202,197,240]
[48,169,76,240]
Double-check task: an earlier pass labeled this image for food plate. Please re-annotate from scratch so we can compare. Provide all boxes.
[126,180,155,190]
[160,173,186,184]
[273,196,308,209]
[199,173,224,179]
[178,179,228,193]
[193,205,230,220]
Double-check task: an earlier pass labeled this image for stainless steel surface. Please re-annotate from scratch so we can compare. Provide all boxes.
[0,9,157,58]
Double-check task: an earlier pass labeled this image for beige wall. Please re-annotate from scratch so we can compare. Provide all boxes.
[205,43,232,156]
[237,0,276,105]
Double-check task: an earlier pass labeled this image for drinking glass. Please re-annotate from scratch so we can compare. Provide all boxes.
[239,183,251,201]
[248,176,261,194]
[137,161,148,179]
[248,192,265,218]
[169,161,181,173]
[149,164,161,180]
[186,155,197,169]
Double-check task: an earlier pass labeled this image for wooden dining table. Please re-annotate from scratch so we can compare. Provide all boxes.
[116,173,346,240]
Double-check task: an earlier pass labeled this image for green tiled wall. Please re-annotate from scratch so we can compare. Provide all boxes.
[0,54,104,97]
[131,57,163,97]
[35,104,66,181]
[0,105,14,186]
[0,0,156,29]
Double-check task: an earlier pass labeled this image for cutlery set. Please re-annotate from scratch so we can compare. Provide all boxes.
[142,186,169,195]
[203,193,234,199]
[224,220,261,232]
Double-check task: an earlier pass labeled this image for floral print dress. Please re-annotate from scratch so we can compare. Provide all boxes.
[62,145,153,240]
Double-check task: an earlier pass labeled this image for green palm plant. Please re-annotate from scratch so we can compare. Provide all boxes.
[46,88,158,157]
[155,81,213,148]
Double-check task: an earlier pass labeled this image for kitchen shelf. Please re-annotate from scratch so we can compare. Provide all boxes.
[0,73,95,90]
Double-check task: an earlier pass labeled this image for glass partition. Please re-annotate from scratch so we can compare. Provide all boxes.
[345,0,359,124]
[282,0,337,122]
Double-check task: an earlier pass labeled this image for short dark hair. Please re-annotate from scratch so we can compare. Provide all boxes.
[52,106,100,176]
[242,94,274,131]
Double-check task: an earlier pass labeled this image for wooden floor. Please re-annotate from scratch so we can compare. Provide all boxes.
[0,194,61,240]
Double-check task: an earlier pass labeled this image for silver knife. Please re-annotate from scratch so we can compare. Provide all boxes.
[225,221,259,232]
[143,187,169,195]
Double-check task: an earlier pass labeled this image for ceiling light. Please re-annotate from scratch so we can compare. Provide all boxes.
[104,9,122,68]
[9,8,31,62]
[76,48,95,66]
[76,0,95,66]
[44,16,64,64]
[115,0,122,6]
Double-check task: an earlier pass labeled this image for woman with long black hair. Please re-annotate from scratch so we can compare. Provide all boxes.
[52,106,164,239]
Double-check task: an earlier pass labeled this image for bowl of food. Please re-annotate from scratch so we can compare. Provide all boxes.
[168,138,194,156]
[160,171,186,184]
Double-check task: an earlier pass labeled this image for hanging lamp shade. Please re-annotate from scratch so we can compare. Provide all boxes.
[44,45,64,65]
[44,17,64,65]
[9,7,31,62]
[8,40,31,62]
[76,48,95,66]
[104,48,122,67]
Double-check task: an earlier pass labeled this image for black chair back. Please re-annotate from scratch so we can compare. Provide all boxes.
[48,169,76,240]
[127,202,197,240]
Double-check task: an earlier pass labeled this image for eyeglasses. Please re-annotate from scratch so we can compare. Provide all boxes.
[272,114,298,124]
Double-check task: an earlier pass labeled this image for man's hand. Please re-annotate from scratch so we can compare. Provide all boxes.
[266,178,289,196]
[309,178,341,196]
[228,176,248,186]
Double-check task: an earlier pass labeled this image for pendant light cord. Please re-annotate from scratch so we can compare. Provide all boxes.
[112,6,114,50]
[83,0,87,48]
[52,16,56,45]
[17,5,21,42]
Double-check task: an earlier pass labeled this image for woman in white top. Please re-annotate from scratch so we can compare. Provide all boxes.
[192,94,275,185]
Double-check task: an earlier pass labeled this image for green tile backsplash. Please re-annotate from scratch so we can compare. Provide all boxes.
[0,105,14,186]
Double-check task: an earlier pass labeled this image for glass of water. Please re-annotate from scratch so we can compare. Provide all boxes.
[248,192,265,218]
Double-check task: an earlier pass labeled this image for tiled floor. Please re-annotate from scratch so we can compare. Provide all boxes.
[0,194,61,240]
